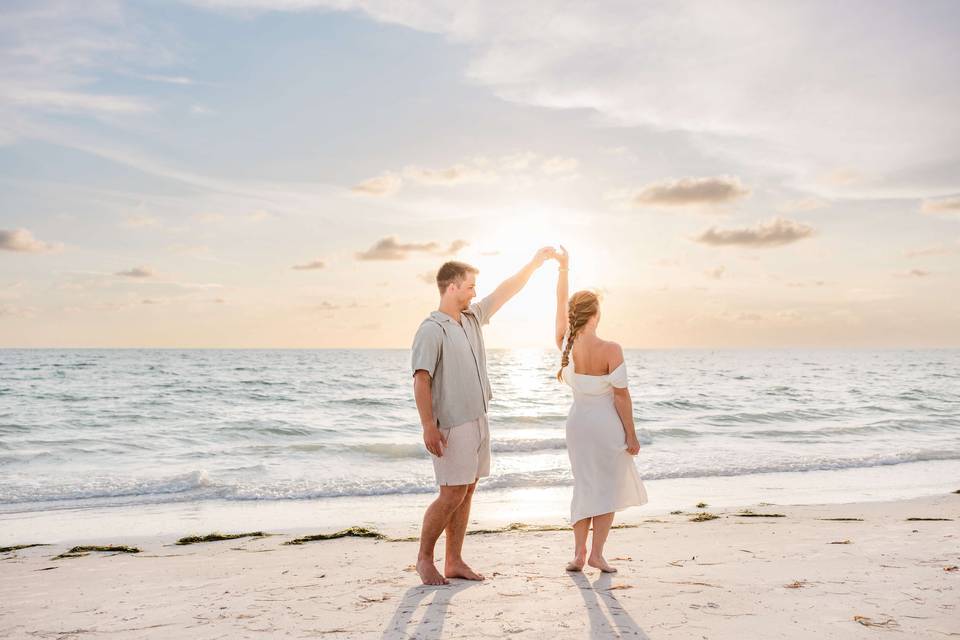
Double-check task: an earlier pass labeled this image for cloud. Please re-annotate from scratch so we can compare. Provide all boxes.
[694,218,815,248]
[820,168,863,186]
[540,156,579,175]
[418,270,436,285]
[115,266,156,278]
[403,164,496,186]
[631,176,750,208]
[777,197,828,213]
[0,228,61,253]
[0,3,157,123]
[4,88,151,115]
[356,237,440,260]
[292,259,326,270]
[351,152,577,196]
[442,239,469,256]
[904,244,958,258]
[921,196,960,216]
[190,104,216,116]
[122,213,160,228]
[705,266,725,279]
[896,268,931,278]
[195,2,960,196]
[351,173,403,197]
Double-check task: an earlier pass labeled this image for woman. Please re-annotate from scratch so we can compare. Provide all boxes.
[554,246,647,573]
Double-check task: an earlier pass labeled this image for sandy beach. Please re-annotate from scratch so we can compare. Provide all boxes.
[2,492,957,639]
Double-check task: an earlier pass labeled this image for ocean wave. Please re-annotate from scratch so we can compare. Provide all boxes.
[3,448,959,508]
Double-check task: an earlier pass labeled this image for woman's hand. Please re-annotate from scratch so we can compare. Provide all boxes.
[625,433,640,456]
[556,244,569,269]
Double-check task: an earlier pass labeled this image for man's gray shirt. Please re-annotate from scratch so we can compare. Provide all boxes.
[411,295,495,429]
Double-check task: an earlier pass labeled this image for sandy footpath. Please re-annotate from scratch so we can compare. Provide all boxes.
[1,493,957,639]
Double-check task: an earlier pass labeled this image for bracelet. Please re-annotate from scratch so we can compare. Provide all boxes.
[558,268,569,272]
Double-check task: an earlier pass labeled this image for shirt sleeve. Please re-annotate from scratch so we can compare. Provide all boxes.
[411,321,443,377]
[609,361,629,388]
[468,294,496,326]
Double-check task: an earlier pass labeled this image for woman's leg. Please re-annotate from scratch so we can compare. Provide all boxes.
[566,517,590,571]
[588,512,618,573]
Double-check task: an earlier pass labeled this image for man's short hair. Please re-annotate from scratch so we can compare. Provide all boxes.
[436,261,479,294]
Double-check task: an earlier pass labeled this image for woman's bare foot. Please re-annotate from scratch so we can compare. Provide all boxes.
[417,558,450,585]
[566,552,586,572]
[444,560,485,581]
[588,554,617,573]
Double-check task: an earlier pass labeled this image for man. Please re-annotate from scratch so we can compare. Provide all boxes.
[411,248,555,585]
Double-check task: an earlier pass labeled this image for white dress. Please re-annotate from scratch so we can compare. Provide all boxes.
[563,344,648,523]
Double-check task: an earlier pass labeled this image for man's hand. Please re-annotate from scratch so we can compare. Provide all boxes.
[531,246,556,268]
[424,425,446,457]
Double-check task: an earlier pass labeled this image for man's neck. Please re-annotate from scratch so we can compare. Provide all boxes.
[438,300,462,323]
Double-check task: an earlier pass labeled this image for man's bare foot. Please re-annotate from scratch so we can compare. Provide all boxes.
[444,560,485,581]
[566,553,586,572]
[417,558,449,585]
[588,555,617,573]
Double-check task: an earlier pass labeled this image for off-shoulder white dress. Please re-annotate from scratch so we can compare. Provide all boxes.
[562,345,648,524]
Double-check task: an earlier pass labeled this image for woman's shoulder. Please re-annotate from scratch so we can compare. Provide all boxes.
[599,340,624,371]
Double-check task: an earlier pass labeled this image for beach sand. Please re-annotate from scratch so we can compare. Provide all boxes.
[1,493,957,639]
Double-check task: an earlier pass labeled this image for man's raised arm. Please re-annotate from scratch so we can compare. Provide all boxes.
[480,246,555,320]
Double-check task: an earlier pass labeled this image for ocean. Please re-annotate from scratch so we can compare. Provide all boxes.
[1,348,958,543]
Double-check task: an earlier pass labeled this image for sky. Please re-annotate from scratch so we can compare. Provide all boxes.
[1,0,958,348]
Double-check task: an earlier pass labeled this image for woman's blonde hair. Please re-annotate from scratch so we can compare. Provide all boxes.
[557,290,600,381]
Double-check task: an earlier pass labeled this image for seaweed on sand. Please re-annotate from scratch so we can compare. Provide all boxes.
[176,531,267,546]
[53,545,140,560]
[285,527,388,545]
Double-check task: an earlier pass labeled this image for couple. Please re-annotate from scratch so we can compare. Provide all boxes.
[410,247,648,586]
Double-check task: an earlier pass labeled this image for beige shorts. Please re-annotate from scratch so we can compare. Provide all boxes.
[432,413,490,486]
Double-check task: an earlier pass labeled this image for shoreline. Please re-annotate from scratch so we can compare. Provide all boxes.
[1,492,957,638]
[3,458,958,547]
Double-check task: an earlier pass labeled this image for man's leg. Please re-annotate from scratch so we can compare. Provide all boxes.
[443,480,483,580]
[417,484,469,585]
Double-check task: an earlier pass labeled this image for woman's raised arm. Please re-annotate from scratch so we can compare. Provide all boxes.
[554,245,569,350]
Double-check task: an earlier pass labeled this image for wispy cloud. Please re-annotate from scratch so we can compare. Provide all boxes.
[292,259,325,270]
[695,218,815,248]
[115,266,156,278]
[903,243,959,258]
[921,196,960,216]
[351,173,402,197]
[895,268,931,278]
[203,1,960,195]
[540,156,579,175]
[777,197,828,213]
[121,213,160,228]
[441,239,469,256]
[356,237,440,261]
[351,152,578,196]
[631,176,750,208]
[0,228,61,253]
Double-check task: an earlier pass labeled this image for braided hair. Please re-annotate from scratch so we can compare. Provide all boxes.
[557,290,600,381]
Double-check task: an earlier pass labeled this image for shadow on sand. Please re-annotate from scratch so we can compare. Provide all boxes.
[569,572,650,639]
[381,579,480,639]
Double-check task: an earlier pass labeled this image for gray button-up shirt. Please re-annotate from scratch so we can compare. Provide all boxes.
[411,295,495,428]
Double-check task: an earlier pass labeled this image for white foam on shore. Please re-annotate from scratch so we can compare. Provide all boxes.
[3,458,957,546]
